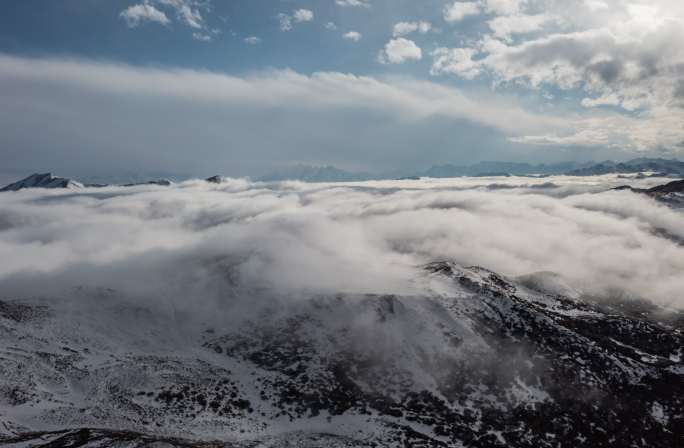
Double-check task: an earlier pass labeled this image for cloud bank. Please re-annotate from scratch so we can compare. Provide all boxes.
[0,175,682,312]
[0,53,578,179]
[434,0,684,153]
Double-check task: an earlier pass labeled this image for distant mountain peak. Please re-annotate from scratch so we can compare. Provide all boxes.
[259,164,373,182]
[0,173,84,192]
[567,158,684,176]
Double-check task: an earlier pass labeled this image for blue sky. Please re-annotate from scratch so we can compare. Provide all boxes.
[1,0,683,179]
[0,1,465,78]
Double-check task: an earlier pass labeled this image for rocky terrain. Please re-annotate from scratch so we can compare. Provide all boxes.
[615,178,684,207]
[1,262,682,447]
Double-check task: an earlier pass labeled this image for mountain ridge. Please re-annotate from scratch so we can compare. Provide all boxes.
[1,262,681,447]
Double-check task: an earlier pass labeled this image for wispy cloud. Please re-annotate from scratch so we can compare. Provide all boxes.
[393,21,431,37]
[278,8,314,32]
[120,0,209,35]
[343,31,362,42]
[120,3,170,28]
[336,0,371,8]
[243,36,262,45]
[443,1,481,23]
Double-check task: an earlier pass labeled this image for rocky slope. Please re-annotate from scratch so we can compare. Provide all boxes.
[0,263,682,447]
[615,178,684,207]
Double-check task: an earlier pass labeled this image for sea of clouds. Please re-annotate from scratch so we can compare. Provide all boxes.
[0,174,682,312]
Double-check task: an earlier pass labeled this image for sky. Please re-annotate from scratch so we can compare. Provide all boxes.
[1,0,684,180]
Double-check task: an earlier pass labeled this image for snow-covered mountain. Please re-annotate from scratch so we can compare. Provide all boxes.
[0,173,177,192]
[0,173,83,192]
[1,262,681,447]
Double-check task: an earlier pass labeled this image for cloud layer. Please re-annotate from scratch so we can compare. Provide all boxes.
[0,175,682,312]
[0,53,574,179]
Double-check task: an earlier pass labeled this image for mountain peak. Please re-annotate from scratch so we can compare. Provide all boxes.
[0,173,84,192]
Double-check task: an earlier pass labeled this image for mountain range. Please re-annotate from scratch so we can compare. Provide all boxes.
[3,158,684,193]
[259,158,684,182]
[0,262,681,447]
[0,173,84,192]
[0,173,175,192]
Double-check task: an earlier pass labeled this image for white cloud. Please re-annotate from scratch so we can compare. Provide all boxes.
[343,31,363,42]
[483,0,528,16]
[325,22,337,30]
[119,4,170,28]
[431,0,684,152]
[581,92,620,108]
[378,38,422,64]
[192,32,211,42]
[444,2,481,23]
[0,54,567,176]
[293,9,314,23]
[244,36,262,45]
[336,0,371,8]
[120,0,209,33]
[1,176,683,311]
[393,21,432,37]
[487,14,555,40]
[584,0,609,12]
[431,47,480,79]
[157,0,204,29]
[278,9,313,31]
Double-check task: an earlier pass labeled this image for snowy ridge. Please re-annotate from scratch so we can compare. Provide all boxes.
[0,173,83,192]
[0,262,682,447]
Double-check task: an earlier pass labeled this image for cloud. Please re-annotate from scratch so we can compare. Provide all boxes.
[243,36,262,45]
[293,9,314,23]
[487,14,555,40]
[0,53,569,177]
[483,0,528,16]
[444,2,481,23]
[392,21,432,37]
[431,47,480,79]
[0,175,682,313]
[584,0,608,12]
[378,38,422,64]
[336,0,371,8]
[277,13,292,31]
[120,3,170,28]
[325,22,337,30]
[159,0,204,29]
[192,32,211,42]
[120,0,208,34]
[278,9,313,31]
[343,31,362,42]
[581,92,620,108]
[430,0,684,152]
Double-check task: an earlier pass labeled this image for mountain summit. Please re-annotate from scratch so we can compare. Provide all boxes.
[0,173,84,192]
